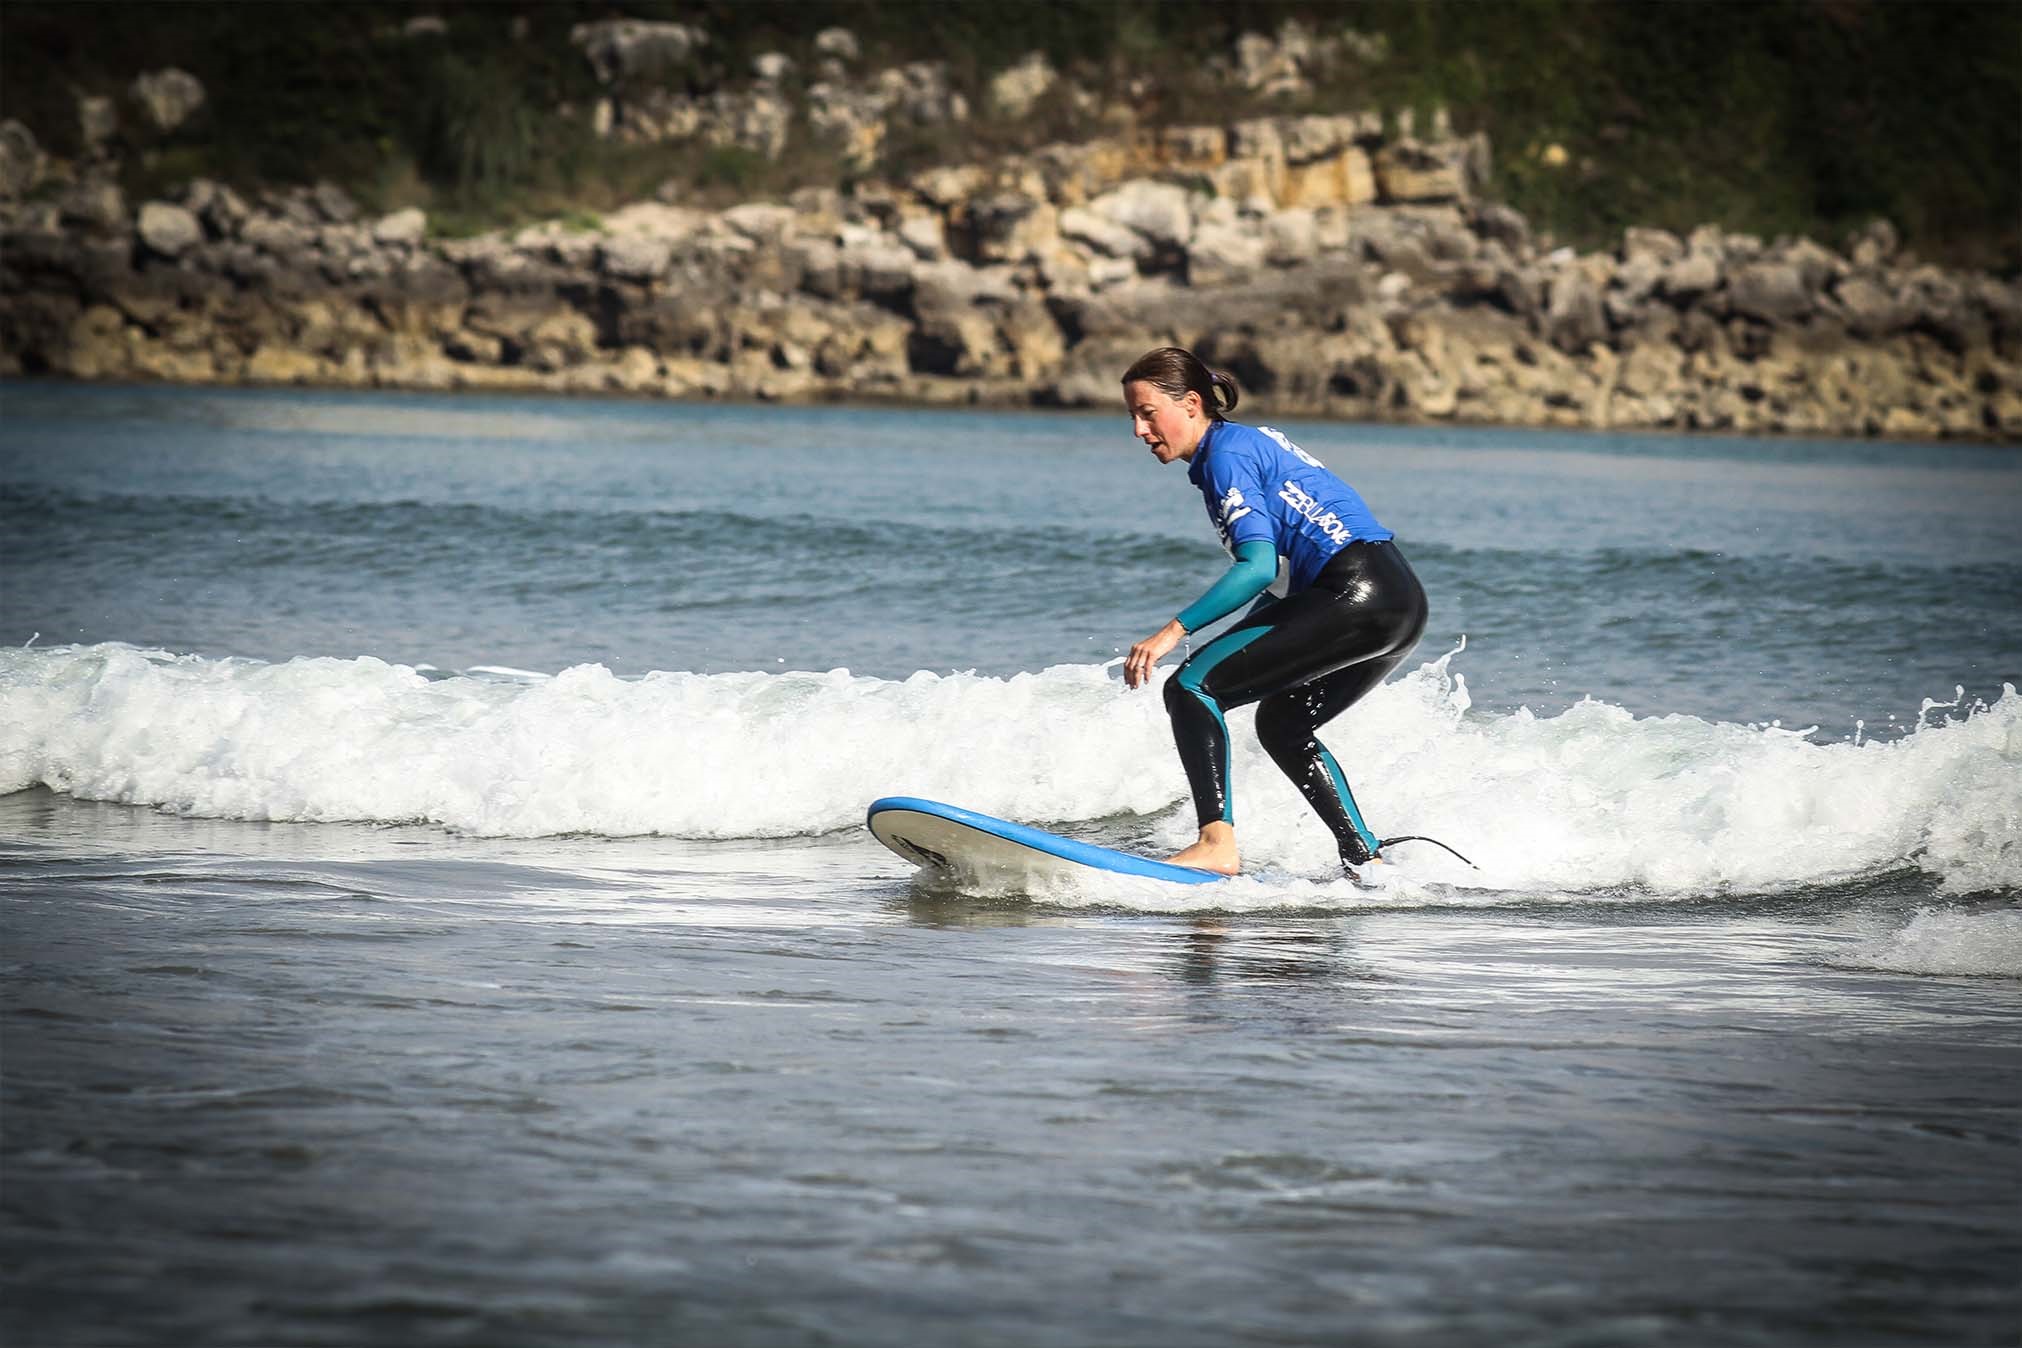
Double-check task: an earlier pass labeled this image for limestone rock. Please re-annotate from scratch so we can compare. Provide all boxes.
[1617,341,1681,398]
[840,238,917,301]
[970,192,1056,264]
[1470,203,1531,258]
[1598,288,1638,331]
[129,338,216,383]
[1832,276,1908,337]
[137,201,203,257]
[518,309,598,370]
[64,304,130,379]
[806,82,886,169]
[1087,255,1139,290]
[1279,115,1354,164]
[59,178,127,234]
[1059,205,1147,260]
[601,234,672,281]
[571,19,706,84]
[508,219,597,268]
[1026,138,1134,206]
[1279,146,1377,209]
[129,69,207,134]
[813,28,860,63]
[1188,222,1267,288]
[872,62,968,126]
[1782,238,1842,294]
[1229,119,1285,164]
[911,259,1014,315]
[896,214,946,261]
[909,306,1000,376]
[446,329,505,364]
[1972,277,2022,346]
[1622,227,1684,267]
[256,186,322,227]
[999,296,1065,377]
[1089,180,1194,250]
[1847,218,1898,270]
[1612,250,1666,309]
[721,203,795,243]
[991,53,1056,119]
[912,165,987,211]
[1264,209,1319,267]
[0,121,47,200]
[1659,251,1720,302]
[1901,270,1980,353]
[2,102,2009,441]
[1373,137,1479,204]
[1545,267,1608,353]
[372,208,428,247]
[182,179,250,238]
[78,94,119,155]
[1161,125,1227,168]
[1232,20,1318,98]
[605,345,664,392]
[706,88,793,159]
[1881,405,1938,439]
[310,182,360,224]
[603,201,708,244]
[6,200,62,233]
[1728,261,1812,324]
[608,89,699,144]
[245,345,325,385]
[242,215,318,268]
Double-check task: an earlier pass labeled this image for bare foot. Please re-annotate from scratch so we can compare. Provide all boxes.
[1169,824,1240,876]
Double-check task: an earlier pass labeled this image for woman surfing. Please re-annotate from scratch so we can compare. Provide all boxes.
[1120,346,1435,879]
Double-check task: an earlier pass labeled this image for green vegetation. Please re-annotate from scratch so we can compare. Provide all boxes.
[3,1,2014,268]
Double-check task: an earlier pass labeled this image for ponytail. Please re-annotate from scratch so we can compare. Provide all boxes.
[1207,368,1240,417]
[1122,346,1239,420]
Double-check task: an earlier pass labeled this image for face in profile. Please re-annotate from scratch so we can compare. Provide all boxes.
[1124,380,1204,464]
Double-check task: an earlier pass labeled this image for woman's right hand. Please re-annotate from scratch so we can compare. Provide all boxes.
[1124,620,1185,689]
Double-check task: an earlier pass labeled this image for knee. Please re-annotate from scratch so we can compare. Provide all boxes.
[1165,669,1226,733]
[1253,697,1310,758]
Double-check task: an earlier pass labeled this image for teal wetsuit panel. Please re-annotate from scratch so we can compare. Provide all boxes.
[1176,539,1278,634]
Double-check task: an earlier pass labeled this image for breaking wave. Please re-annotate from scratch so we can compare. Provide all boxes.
[3,642,2017,899]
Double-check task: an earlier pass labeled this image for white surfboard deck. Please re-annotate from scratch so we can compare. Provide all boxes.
[866,797,1224,887]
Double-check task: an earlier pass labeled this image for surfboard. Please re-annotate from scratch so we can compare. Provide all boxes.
[865,796,1225,887]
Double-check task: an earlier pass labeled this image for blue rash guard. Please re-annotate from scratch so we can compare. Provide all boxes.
[1174,420,1393,632]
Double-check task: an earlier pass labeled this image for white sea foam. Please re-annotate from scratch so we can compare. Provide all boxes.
[2,643,2017,899]
[1840,907,2022,978]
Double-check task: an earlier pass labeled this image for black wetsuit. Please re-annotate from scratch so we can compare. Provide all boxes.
[1165,540,1428,867]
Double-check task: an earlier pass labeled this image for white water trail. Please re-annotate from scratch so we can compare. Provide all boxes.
[3,643,2017,904]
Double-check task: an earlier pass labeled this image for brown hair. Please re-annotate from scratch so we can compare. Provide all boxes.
[1121,346,1240,420]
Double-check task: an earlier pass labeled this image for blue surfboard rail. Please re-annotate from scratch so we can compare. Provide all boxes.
[866,796,1225,885]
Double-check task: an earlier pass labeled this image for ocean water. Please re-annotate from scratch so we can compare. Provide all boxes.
[2,381,2018,1347]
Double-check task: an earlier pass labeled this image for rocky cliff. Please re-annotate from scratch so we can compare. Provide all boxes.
[2,20,2017,440]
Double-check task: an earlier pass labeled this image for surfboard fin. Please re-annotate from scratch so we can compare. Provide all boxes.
[1377,835,1478,869]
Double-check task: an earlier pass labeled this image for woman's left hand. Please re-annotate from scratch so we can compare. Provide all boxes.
[1124,620,1186,689]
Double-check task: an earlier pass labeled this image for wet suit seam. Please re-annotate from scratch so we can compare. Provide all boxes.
[1317,743,1379,856]
[1176,626,1273,825]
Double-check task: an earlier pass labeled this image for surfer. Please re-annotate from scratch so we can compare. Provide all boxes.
[1121,346,1428,878]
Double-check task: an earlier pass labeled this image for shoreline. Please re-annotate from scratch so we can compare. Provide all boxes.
[7,371,2015,451]
[6,136,2018,445]
[4,18,2017,448]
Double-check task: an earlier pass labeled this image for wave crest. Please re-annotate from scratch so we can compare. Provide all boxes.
[2,644,2016,897]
